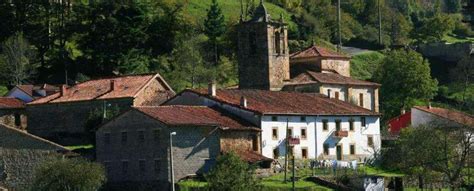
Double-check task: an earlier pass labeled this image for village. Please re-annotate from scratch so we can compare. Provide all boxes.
[0,0,473,191]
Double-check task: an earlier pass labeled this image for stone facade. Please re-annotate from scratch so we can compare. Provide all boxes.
[291,57,351,78]
[0,109,26,130]
[237,4,290,91]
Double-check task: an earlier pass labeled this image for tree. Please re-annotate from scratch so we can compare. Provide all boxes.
[414,14,455,42]
[384,125,473,189]
[31,158,106,191]
[375,49,438,119]
[0,33,38,85]
[445,0,462,13]
[450,56,474,104]
[204,0,226,66]
[206,152,258,191]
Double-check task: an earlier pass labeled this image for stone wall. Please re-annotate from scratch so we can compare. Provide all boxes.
[96,110,220,188]
[27,98,133,145]
[133,79,175,106]
[220,131,259,153]
[418,42,473,62]
[0,149,61,190]
[0,109,26,131]
[0,124,66,151]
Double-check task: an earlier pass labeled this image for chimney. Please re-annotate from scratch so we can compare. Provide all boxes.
[110,80,117,91]
[240,96,247,108]
[208,82,216,97]
[428,102,432,109]
[60,85,67,96]
[327,89,332,98]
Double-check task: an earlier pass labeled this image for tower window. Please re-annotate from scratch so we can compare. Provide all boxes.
[275,31,281,54]
[359,93,364,107]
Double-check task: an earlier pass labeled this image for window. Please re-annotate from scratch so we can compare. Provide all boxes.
[249,32,257,55]
[302,148,308,159]
[287,128,293,137]
[327,89,331,97]
[252,135,259,151]
[139,160,146,172]
[138,130,145,143]
[359,93,364,107]
[322,120,328,131]
[154,159,161,173]
[271,116,278,121]
[273,147,279,159]
[349,119,355,131]
[335,120,341,131]
[350,144,356,155]
[300,116,306,122]
[301,128,307,139]
[323,144,329,155]
[14,113,21,126]
[153,129,160,142]
[275,32,281,54]
[368,136,374,147]
[272,127,278,140]
[104,133,111,144]
[361,117,366,127]
[121,132,127,144]
[122,160,129,174]
[335,91,340,100]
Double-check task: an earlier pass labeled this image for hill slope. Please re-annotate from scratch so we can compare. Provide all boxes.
[184,0,295,28]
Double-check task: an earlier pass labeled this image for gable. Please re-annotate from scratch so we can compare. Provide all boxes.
[0,124,67,151]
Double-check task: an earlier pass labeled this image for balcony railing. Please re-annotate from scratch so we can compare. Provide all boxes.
[334,130,348,137]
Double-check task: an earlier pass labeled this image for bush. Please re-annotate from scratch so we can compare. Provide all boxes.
[31,158,106,191]
[205,152,258,191]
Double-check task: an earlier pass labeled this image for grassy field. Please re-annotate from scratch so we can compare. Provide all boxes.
[65,144,94,150]
[184,0,296,29]
[443,34,474,43]
[350,51,385,80]
[0,86,8,96]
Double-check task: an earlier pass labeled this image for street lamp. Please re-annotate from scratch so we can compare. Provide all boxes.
[170,132,177,191]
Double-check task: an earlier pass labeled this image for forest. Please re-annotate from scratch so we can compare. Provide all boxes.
[0,0,472,120]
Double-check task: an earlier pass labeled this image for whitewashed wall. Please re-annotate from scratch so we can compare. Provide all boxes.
[261,115,381,161]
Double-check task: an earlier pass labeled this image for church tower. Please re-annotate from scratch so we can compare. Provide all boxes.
[237,0,290,91]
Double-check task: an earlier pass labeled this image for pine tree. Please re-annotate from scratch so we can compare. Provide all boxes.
[204,0,226,66]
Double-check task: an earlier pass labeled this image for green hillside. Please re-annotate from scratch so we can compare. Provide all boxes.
[350,51,386,80]
[184,0,295,28]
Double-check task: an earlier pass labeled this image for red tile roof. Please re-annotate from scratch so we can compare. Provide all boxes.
[223,150,273,163]
[182,89,379,116]
[414,106,474,127]
[286,71,380,87]
[291,45,350,59]
[29,73,173,105]
[135,106,259,131]
[0,98,25,109]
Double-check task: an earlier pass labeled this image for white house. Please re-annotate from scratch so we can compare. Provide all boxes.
[411,105,474,128]
[164,85,381,161]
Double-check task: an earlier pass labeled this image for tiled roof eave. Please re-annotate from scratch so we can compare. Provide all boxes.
[28,96,134,106]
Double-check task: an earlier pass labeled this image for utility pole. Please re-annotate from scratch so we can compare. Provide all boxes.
[283,118,289,183]
[378,0,382,46]
[170,132,177,191]
[292,154,296,191]
[337,0,342,52]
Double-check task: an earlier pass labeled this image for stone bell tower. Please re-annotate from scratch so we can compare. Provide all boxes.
[237,0,290,91]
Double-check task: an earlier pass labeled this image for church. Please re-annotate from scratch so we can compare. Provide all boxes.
[236,0,380,112]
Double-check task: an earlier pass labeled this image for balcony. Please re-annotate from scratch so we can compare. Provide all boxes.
[334,130,348,137]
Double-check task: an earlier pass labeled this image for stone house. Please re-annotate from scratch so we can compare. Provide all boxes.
[0,98,26,130]
[0,123,69,190]
[27,73,174,145]
[96,106,269,190]
[290,45,351,77]
[5,84,59,103]
[282,71,380,112]
[164,86,382,162]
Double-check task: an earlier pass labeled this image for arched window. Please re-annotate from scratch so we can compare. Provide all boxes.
[275,31,281,54]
